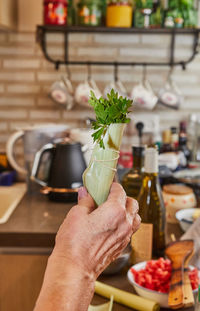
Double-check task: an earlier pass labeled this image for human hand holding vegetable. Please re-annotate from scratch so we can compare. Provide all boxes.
[34,183,140,311]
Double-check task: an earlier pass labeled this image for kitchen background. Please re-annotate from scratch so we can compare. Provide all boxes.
[0,0,200,165]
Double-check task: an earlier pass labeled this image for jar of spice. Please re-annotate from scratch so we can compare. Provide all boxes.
[77,0,102,26]
[106,1,133,28]
[44,0,68,25]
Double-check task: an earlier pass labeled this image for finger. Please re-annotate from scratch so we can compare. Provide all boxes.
[78,187,96,214]
[90,183,127,231]
[132,214,141,234]
[126,197,139,225]
[106,183,126,207]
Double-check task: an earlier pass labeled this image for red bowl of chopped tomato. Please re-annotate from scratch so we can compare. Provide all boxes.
[127,258,199,308]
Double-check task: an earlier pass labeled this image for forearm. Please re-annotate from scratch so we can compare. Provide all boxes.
[34,251,95,311]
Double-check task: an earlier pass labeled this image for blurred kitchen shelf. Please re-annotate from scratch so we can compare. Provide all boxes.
[36,25,200,70]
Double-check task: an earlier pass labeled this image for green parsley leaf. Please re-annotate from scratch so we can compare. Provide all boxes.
[89,89,133,149]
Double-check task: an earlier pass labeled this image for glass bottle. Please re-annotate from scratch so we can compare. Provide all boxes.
[137,146,166,258]
[188,114,197,160]
[195,285,200,311]
[160,129,172,153]
[179,121,191,166]
[67,0,76,26]
[150,0,164,28]
[134,0,153,28]
[170,127,179,151]
[121,146,144,200]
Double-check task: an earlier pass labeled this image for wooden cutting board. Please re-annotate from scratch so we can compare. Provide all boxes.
[0,183,26,224]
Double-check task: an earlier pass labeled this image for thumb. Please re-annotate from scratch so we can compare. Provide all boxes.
[78,187,96,214]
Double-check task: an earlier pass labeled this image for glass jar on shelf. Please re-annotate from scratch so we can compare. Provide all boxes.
[106,0,133,28]
[182,8,197,28]
[77,0,103,26]
[134,0,153,28]
[150,7,164,27]
[164,8,184,28]
[44,0,68,25]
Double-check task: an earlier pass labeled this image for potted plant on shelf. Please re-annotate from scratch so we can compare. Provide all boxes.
[106,0,133,28]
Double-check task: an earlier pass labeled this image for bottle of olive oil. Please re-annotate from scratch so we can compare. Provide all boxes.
[121,146,144,200]
[132,146,165,262]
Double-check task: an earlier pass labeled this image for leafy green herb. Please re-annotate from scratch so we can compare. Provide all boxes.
[89,89,133,149]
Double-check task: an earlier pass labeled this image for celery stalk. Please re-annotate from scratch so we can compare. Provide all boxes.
[83,123,126,206]
[82,89,132,206]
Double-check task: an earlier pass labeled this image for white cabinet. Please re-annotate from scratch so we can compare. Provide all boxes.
[0,0,17,30]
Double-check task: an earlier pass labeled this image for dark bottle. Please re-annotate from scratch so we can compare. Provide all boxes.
[121,146,144,200]
[67,0,76,26]
[160,129,172,153]
[170,127,179,151]
[179,121,191,166]
[137,146,166,258]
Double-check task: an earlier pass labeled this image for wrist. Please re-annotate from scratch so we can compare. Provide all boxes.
[35,251,95,311]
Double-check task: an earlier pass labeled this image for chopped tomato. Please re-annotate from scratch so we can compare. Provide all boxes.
[131,258,199,294]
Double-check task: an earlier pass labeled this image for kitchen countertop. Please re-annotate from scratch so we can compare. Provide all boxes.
[0,192,73,248]
[0,192,194,311]
[0,192,184,248]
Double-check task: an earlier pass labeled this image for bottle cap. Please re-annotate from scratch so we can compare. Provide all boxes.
[144,146,158,174]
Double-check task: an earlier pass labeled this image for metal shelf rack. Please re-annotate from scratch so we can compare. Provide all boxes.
[36,25,200,70]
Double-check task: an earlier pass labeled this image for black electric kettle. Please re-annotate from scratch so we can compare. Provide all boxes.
[31,138,87,202]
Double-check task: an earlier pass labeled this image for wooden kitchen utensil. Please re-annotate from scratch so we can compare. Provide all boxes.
[182,244,195,308]
[165,240,194,309]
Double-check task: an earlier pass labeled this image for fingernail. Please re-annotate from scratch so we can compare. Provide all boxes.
[78,187,88,200]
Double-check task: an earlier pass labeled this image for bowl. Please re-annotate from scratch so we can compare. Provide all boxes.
[127,261,199,308]
[102,244,131,275]
[175,208,196,232]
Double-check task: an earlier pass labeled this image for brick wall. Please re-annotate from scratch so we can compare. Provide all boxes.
[0,30,200,155]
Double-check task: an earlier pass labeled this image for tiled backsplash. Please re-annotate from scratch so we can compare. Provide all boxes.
[0,30,200,155]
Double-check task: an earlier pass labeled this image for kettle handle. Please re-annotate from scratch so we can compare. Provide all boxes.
[31,143,54,187]
[6,130,27,175]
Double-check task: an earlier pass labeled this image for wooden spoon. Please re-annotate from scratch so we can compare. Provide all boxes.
[165,240,194,310]
[182,245,195,308]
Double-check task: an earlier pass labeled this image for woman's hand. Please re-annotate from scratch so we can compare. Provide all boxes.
[34,183,140,311]
[55,182,140,279]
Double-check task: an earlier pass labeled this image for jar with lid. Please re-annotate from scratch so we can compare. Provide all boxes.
[134,0,153,28]
[163,184,196,224]
[106,0,133,28]
[77,0,103,26]
[44,0,68,25]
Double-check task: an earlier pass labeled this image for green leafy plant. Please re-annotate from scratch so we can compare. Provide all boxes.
[89,89,132,149]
